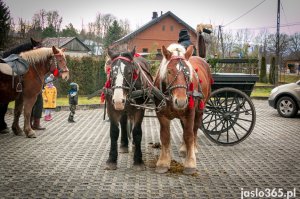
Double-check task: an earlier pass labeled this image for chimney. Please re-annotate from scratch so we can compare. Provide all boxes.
[152,12,158,20]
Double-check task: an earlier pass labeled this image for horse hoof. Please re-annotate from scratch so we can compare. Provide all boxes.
[12,128,23,136]
[105,163,117,170]
[27,133,37,138]
[119,146,129,153]
[183,167,197,175]
[155,167,169,174]
[0,128,10,134]
[132,164,145,171]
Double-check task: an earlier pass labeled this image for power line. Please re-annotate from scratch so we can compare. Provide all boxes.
[225,22,300,31]
[223,0,266,27]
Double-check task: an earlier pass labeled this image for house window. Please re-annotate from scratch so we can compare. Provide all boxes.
[142,48,148,53]
[157,49,161,54]
[170,25,174,31]
[162,25,165,31]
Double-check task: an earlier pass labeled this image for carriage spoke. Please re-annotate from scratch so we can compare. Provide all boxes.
[228,119,240,140]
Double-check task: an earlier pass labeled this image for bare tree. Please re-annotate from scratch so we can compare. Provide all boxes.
[32,9,47,30]
[118,18,131,36]
[288,33,300,59]
[46,10,63,32]
[101,14,115,38]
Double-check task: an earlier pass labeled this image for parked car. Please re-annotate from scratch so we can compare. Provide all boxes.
[268,80,300,118]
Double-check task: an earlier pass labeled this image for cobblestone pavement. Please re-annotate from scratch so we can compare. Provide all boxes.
[0,100,299,198]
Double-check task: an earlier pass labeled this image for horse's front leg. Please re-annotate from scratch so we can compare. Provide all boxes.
[119,114,129,153]
[131,110,145,170]
[23,96,38,138]
[193,109,204,153]
[106,120,120,170]
[182,116,197,175]
[155,115,171,174]
[12,95,23,136]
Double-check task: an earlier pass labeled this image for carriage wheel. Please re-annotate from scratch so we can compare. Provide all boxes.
[201,87,256,145]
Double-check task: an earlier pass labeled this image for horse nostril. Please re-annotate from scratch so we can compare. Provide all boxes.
[122,99,125,104]
[112,99,115,104]
[175,99,178,106]
[186,98,188,104]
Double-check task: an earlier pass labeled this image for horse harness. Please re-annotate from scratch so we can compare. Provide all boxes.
[159,55,204,108]
[103,54,204,111]
[103,55,165,110]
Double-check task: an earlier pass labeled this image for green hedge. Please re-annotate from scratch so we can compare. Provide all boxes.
[55,56,106,97]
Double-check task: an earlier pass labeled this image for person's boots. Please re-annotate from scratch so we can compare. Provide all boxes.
[68,115,75,123]
[49,114,53,121]
[32,118,46,130]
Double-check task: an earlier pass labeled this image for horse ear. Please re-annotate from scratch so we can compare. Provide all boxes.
[162,45,171,60]
[61,48,67,52]
[52,46,60,54]
[131,46,136,57]
[185,45,194,60]
[31,38,39,46]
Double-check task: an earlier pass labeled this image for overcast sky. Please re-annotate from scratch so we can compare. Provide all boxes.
[3,0,300,34]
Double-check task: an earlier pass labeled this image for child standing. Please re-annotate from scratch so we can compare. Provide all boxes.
[42,75,57,121]
[68,82,79,123]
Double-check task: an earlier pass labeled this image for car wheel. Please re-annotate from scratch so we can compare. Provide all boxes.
[276,96,298,118]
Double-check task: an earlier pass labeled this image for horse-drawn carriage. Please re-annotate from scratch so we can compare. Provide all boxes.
[101,40,259,174]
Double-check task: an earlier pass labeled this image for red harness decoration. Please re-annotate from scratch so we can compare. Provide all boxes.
[188,82,194,109]
[133,69,138,80]
[53,68,59,77]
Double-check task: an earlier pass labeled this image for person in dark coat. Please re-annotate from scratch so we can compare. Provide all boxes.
[178,29,197,56]
[68,82,79,123]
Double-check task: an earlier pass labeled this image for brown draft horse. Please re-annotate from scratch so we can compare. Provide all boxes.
[154,44,212,174]
[0,46,69,138]
[0,38,42,134]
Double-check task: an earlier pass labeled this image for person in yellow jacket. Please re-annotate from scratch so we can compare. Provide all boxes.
[42,75,57,121]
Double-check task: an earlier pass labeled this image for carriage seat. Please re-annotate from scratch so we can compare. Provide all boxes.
[0,54,29,76]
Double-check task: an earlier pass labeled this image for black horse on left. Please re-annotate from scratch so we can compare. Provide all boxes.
[0,38,42,134]
[104,47,153,170]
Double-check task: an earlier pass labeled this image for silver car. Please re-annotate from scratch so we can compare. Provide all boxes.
[268,80,300,118]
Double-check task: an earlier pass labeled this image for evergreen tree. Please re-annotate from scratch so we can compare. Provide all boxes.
[61,23,78,37]
[42,25,57,38]
[259,56,267,83]
[0,0,10,49]
[103,20,122,49]
[269,57,276,84]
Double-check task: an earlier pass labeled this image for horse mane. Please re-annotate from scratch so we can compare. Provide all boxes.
[158,43,194,80]
[2,42,33,58]
[20,47,54,65]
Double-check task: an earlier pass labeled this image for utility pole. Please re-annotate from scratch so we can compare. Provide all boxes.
[275,0,280,85]
[219,25,225,58]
